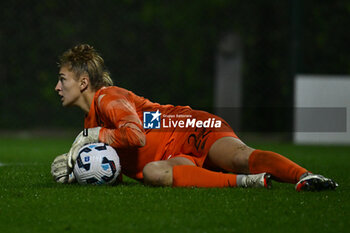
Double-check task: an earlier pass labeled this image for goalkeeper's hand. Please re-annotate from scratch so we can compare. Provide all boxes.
[51,153,70,183]
[67,127,101,168]
[51,153,77,183]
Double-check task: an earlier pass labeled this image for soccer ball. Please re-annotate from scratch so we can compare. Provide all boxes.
[73,143,121,185]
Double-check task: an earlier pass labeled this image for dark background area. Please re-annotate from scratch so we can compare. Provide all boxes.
[0,0,349,135]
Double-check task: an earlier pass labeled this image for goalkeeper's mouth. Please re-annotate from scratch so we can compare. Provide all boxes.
[58,93,64,102]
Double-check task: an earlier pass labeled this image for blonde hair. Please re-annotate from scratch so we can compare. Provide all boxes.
[58,44,113,90]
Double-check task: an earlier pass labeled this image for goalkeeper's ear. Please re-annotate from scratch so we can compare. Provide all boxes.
[79,74,90,92]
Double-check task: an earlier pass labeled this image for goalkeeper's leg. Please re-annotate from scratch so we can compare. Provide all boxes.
[142,157,271,188]
[207,137,309,184]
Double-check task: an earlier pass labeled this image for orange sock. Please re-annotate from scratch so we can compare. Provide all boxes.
[172,165,237,187]
[249,150,308,183]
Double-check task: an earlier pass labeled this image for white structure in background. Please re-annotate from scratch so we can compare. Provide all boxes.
[294,75,350,144]
[214,33,242,131]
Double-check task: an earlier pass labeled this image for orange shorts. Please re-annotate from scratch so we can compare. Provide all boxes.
[118,110,238,180]
[159,110,238,167]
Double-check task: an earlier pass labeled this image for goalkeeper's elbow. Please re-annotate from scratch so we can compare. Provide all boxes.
[138,134,146,147]
[130,133,146,147]
[125,124,146,147]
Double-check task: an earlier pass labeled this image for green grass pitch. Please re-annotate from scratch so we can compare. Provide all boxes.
[0,137,349,233]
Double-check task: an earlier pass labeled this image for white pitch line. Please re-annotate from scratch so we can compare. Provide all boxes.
[0,162,41,167]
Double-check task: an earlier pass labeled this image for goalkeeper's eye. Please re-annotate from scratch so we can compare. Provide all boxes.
[58,73,66,82]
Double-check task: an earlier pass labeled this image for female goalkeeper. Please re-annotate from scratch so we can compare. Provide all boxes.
[51,44,338,191]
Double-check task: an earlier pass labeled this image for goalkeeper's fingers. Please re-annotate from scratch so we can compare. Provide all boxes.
[67,145,80,169]
[51,154,70,183]
[67,149,74,169]
[67,127,101,168]
[56,176,68,183]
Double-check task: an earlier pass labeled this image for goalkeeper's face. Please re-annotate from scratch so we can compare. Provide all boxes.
[55,66,83,107]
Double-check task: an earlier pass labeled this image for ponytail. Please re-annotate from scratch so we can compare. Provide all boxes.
[102,71,113,86]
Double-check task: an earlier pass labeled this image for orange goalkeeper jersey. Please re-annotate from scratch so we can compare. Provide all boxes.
[84,86,236,180]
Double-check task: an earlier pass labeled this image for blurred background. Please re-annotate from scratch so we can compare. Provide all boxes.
[0,0,349,140]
